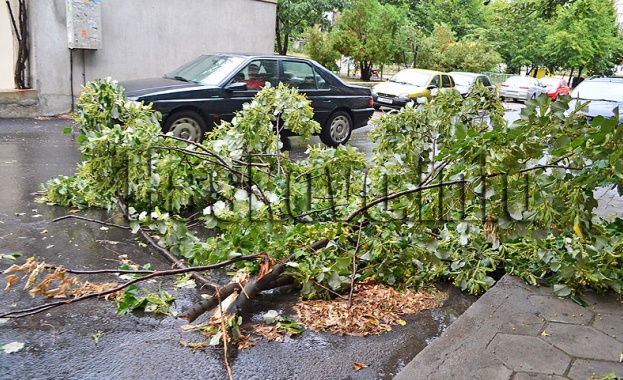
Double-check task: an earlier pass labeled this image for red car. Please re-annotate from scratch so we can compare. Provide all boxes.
[539,77,570,100]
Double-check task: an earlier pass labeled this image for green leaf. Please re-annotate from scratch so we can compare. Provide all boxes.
[263,310,279,324]
[570,294,588,307]
[553,284,571,297]
[434,249,450,260]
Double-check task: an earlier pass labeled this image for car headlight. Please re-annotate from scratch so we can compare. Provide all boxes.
[398,93,410,99]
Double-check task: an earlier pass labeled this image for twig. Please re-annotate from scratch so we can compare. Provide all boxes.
[311,280,348,300]
[345,179,466,223]
[114,198,217,292]
[53,214,130,230]
[349,220,364,308]
[215,289,233,380]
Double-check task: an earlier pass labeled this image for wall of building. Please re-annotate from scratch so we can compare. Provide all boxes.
[2,0,276,117]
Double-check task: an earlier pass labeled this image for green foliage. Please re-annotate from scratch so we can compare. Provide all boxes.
[115,284,176,315]
[410,0,490,40]
[303,26,341,70]
[542,0,621,76]
[330,0,408,79]
[416,24,502,73]
[275,0,351,55]
[263,310,304,335]
[365,89,623,295]
[44,78,623,309]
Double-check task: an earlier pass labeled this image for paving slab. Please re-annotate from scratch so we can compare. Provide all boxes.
[394,275,623,380]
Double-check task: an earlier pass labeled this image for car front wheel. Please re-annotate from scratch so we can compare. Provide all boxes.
[320,111,352,147]
[164,111,207,142]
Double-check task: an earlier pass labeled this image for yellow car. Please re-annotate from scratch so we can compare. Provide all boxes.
[372,68,456,110]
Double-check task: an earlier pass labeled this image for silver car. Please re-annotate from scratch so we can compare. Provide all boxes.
[567,76,623,124]
[499,76,547,103]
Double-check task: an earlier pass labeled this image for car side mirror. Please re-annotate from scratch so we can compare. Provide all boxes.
[427,85,437,90]
[225,82,248,91]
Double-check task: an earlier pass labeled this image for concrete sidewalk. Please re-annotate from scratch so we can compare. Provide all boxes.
[394,274,623,379]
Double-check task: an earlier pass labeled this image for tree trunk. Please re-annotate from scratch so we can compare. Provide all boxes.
[275,21,288,56]
[412,46,418,68]
[360,62,372,81]
[7,0,30,89]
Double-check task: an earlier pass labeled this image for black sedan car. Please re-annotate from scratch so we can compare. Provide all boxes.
[121,54,375,146]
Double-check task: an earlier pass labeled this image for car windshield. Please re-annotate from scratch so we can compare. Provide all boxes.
[451,74,474,87]
[389,70,432,87]
[165,55,247,85]
[570,81,623,101]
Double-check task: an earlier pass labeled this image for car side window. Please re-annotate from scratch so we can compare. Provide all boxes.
[235,60,279,91]
[430,75,440,88]
[441,75,453,88]
[259,60,279,87]
[480,76,492,87]
[282,61,318,90]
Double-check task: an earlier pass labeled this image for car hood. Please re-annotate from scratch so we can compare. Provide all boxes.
[569,99,623,117]
[373,81,428,97]
[120,77,206,98]
[568,98,623,121]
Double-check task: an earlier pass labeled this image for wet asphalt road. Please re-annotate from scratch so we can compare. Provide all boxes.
[0,116,477,380]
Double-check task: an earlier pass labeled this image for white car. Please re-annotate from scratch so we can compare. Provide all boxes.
[499,76,547,103]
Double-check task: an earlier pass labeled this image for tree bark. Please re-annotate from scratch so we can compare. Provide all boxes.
[6,0,30,89]
[180,238,329,322]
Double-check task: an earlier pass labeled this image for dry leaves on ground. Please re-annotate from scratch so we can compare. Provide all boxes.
[3,259,121,299]
[294,282,446,336]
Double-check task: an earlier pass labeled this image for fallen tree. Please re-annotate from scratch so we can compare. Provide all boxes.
[3,78,623,339]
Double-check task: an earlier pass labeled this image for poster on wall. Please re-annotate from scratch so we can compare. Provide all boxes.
[67,0,102,49]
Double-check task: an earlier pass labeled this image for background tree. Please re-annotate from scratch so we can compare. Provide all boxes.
[275,0,351,55]
[395,20,424,68]
[415,24,501,72]
[331,0,408,80]
[489,0,548,74]
[409,0,489,39]
[303,26,341,70]
[544,0,622,79]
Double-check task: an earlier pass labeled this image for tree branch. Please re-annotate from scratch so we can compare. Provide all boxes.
[0,254,261,319]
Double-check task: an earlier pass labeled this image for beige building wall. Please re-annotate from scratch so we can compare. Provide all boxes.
[1,0,277,117]
[0,2,15,89]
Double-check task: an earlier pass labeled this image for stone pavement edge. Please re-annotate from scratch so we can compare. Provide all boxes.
[394,274,623,380]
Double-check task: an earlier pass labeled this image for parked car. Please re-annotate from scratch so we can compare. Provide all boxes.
[539,77,570,100]
[371,68,456,110]
[448,72,495,98]
[567,76,623,124]
[121,54,375,146]
[499,76,547,103]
